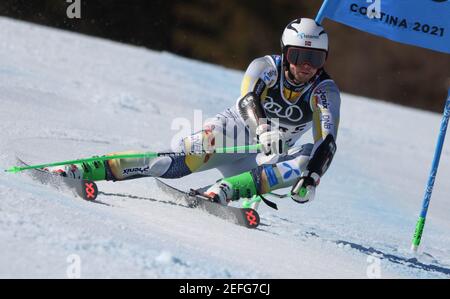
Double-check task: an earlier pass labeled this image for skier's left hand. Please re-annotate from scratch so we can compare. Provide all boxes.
[290,171,320,204]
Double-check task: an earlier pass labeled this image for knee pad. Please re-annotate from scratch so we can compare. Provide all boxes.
[180,128,216,154]
[236,92,266,136]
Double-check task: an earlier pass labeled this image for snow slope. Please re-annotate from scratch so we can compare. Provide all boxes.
[0,17,449,278]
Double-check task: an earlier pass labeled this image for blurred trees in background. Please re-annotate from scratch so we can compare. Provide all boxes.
[1,0,449,112]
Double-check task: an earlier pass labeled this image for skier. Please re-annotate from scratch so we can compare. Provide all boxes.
[47,18,341,208]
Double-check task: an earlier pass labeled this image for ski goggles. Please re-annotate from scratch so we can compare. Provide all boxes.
[285,47,327,69]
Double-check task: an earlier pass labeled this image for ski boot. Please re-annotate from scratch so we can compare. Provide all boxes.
[44,159,107,181]
[203,171,258,205]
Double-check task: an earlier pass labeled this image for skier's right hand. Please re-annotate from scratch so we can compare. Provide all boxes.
[255,124,288,165]
[256,124,288,156]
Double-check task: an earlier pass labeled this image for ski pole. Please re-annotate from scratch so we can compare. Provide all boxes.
[411,88,450,252]
[5,144,262,174]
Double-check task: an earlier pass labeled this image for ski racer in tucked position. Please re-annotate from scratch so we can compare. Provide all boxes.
[48,18,341,208]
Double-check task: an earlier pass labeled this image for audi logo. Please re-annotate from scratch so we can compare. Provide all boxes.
[263,96,304,122]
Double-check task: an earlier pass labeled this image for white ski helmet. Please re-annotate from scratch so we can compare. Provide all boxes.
[281,18,328,53]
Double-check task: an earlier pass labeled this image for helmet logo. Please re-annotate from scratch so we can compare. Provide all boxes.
[297,33,320,40]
